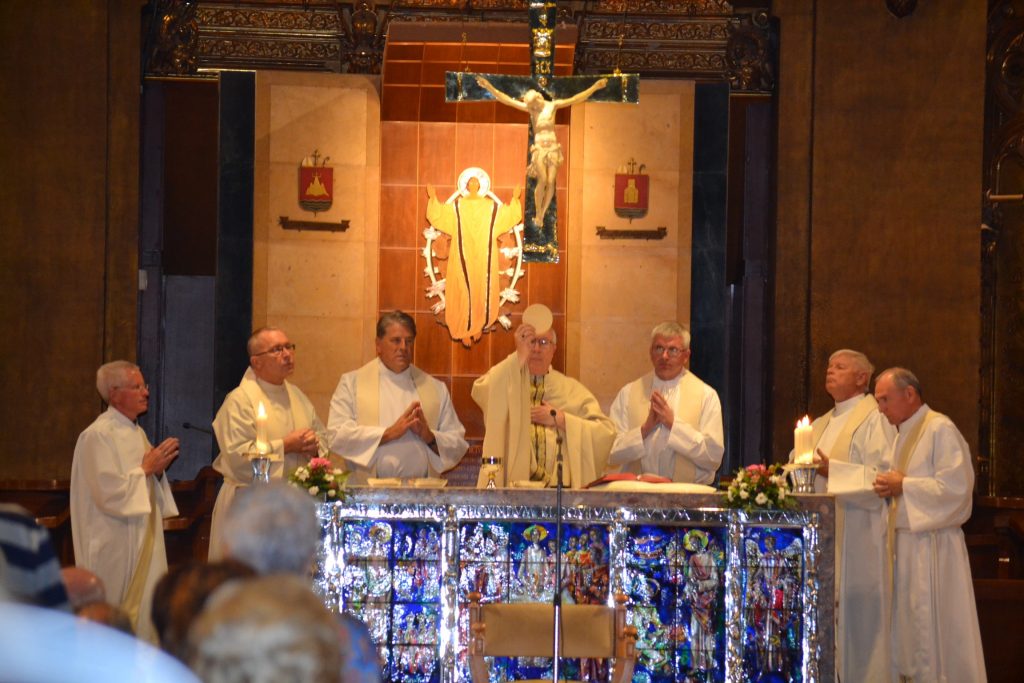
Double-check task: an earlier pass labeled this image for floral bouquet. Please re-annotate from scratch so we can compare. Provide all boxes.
[288,457,349,501]
[722,463,797,513]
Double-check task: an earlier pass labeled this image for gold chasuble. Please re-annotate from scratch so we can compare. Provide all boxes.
[623,371,705,483]
[426,188,522,345]
[472,353,615,488]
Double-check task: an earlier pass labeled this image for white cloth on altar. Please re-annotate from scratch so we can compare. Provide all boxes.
[607,370,724,484]
[887,404,986,683]
[70,407,178,644]
[209,369,327,559]
[327,359,467,482]
[818,395,895,683]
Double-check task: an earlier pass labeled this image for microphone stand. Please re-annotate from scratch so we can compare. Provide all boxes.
[551,408,564,682]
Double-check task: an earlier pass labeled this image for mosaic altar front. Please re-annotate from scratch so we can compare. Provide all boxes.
[313,489,834,683]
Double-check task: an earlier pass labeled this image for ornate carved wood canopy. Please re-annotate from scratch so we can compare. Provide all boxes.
[143,0,774,92]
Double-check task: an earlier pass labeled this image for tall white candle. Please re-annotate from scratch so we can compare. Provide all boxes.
[256,401,269,455]
[794,415,813,464]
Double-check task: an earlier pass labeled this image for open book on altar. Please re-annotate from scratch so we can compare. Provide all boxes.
[584,472,717,494]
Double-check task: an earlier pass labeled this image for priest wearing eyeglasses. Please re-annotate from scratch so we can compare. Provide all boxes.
[70,361,180,643]
[209,326,328,559]
[472,310,615,489]
[608,322,724,484]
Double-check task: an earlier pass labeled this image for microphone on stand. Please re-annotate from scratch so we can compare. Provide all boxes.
[182,422,214,436]
[551,408,564,682]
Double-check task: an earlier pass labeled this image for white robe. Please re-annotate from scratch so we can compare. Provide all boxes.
[327,358,467,482]
[607,370,724,484]
[815,395,895,683]
[209,368,327,559]
[885,404,986,683]
[70,407,178,644]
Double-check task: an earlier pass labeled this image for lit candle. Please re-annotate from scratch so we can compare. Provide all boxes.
[256,401,269,455]
[794,415,814,464]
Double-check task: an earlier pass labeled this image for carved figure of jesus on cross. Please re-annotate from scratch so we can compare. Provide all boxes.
[445,1,639,263]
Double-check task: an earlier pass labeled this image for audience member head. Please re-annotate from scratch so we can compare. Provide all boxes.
[375,311,416,373]
[874,367,924,427]
[825,349,874,402]
[336,612,384,683]
[247,327,296,385]
[187,574,342,683]
[77,600,134,636]
[96,361,150,420]
[151,559,257,662]
[649,321,691,381]
[0,503,69,610]
[61,567,106,610]
[219,482,320,575]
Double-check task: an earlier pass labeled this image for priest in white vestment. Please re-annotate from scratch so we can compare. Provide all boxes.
[210,327,328,559]
[472,322,615,488]
[328,311,468,482]
[872,367,987,683]
[71,361,180,643]
[793,349,895,683]
[608,321,724,484]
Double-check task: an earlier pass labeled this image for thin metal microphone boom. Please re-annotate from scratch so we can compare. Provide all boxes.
[551,407,563,682]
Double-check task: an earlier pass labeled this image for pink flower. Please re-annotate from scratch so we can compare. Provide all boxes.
[309,457,331,470]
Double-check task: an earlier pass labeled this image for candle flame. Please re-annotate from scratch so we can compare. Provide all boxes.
[796,415,810,428]
[257,401,267,419]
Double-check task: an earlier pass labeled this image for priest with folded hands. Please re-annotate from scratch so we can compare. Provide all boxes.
[608,321,724,485]
[328,310,468,483]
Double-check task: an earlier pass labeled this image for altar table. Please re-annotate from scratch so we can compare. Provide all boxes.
[313,487,835,683]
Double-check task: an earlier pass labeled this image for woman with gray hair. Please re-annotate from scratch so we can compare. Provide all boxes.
[187,574,342,683]
[218,482,320,575]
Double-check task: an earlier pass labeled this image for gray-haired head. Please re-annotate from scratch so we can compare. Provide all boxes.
[95,361,139,403]
[247,326,284,357]
[188,575,342,683]
[650,321,691,350]
[829,349,875,384]
[878,367,924,400]
[220,482,320,576]
[376,311,416,339]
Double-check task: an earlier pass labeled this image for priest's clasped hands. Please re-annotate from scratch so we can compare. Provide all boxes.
[872,468,904,498]
[283,428,320,457]
[381,401,436,447]
[640,391,676,439]
[142,437,180,477]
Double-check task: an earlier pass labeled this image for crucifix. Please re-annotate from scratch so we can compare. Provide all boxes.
[445,1,639,263]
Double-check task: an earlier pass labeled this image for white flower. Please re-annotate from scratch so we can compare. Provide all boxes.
[755,492,768,506]
[739,489,749,500]
[333,468,343,475]
[779,488,787,500]
[727,489,735,501]
[297,470,309,482]
[736,470,745,482]
[308,486,319,495]
[770,475,784,486]
[328,489,337,498]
